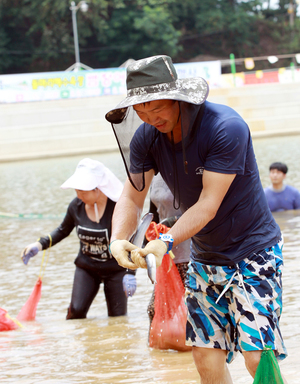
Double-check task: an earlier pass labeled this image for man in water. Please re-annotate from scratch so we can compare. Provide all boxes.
[105,55,287,383]
[264,161,300,212]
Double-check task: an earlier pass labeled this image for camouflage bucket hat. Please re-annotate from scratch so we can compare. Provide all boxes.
[105,55,209,124]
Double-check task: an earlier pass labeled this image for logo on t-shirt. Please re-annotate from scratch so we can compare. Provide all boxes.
[195,166,204,175]
[77,225,111,261]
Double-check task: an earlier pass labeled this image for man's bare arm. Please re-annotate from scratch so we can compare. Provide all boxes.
[130,170,236,267]
[111,169,155,242]
[168,170,236,246]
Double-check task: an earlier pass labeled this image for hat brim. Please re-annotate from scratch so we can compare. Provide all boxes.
[60,163,124,202]
[105,77,209,124]
[60,170,98,191]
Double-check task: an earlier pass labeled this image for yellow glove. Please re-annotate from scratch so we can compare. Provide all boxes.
[109,240,138,270]
[131,239,167,268]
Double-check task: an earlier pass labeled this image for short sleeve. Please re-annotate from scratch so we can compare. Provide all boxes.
[204,117,250,175]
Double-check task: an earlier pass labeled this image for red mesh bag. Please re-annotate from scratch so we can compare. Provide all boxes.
[17,277,42,321]
[149,254,191,351]
[0,307,19,331]
[145,222,169,242]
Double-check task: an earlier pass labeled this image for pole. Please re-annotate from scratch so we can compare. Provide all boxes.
[66,1,93,71]
[230,53,236,87]
[290,62,295,82]
[70,1,80,67]
[288,0,294,27]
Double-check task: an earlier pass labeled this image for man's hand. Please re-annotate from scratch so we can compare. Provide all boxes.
[109,240,139,269]
[21,242,42,265]
[130,239,167,268]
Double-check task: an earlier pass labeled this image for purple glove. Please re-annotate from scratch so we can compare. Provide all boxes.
[122,274,137,297]
[21,242,42,265]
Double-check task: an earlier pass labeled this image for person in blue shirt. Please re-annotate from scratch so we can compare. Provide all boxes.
[105,56,287,383]
[264,162,300,212]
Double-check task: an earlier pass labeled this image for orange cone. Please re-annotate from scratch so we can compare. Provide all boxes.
[17,277,42,321]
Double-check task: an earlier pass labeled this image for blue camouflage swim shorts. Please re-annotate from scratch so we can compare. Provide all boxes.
[185,239,287,363]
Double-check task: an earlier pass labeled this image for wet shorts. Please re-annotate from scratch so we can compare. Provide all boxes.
[185,240,288,363]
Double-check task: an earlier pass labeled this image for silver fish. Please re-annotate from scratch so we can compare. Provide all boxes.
[145,253,156,284]
[130,213,156,283]
[131,213,153,248]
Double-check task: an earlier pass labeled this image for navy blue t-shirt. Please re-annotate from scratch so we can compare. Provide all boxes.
[130,101,281,265]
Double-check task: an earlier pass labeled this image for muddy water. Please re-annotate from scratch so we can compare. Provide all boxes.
[0,136,300,384]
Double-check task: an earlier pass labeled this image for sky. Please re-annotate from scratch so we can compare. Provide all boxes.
[262,0,300,15]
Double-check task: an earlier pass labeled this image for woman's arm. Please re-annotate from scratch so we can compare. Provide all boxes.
[38,201,76,249]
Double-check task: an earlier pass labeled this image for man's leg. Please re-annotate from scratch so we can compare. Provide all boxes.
[185,261,238,382]
[192,347,233,384]
[243,350,261,377]
[236,244,288,382]
[243,351,288,383]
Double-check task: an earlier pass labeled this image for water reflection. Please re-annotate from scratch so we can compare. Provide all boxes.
[0,136,300,383]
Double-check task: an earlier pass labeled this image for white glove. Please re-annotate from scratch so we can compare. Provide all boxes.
[130,239,167,268]
[21,242,42,265]
[109,240,138,270]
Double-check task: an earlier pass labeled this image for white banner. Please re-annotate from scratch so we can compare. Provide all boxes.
[0,68,127,103]
[0,61,222,103]
[175,60,222,89]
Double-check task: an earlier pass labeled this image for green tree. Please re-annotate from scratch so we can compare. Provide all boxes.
[0,0,299,74]
[0,0,75,73]
[169,0,267,61]
[0,0,181,73]
[89,1,181,67]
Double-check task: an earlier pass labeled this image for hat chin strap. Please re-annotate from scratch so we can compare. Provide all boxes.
[170,130,180,211]
[178,102,188,175]
[170,102,185,211]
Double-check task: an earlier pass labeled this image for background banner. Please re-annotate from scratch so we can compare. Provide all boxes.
[0,61,222,103]
[1,61,299,104]
[0,68,127,103]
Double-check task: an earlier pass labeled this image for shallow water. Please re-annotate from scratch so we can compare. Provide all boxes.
[0,136,300,383]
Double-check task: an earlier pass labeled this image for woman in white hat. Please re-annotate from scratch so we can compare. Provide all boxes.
[20,158,136,319]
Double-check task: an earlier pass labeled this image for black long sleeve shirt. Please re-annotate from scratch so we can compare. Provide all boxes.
[38,197,126,273]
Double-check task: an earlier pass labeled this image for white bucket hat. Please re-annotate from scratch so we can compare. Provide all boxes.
[61,158,123,202]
